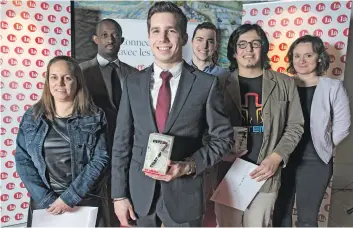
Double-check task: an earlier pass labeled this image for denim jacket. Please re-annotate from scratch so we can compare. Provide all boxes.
[15,106,109,208]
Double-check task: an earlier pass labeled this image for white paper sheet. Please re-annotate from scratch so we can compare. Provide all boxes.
[210,158,265,211]
[32,206,98,227]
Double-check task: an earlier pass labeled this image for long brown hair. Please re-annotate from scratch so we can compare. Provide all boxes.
[33,56,95,120]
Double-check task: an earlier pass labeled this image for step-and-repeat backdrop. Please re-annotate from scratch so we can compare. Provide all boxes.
[243,1,352,226]
[0,0,71,226]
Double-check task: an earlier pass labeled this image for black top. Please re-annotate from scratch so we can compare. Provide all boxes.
[295,86,319,160]
[239,75,264,164]
[43,117,72,194]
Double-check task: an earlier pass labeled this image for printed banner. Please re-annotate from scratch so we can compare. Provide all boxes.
[0,0,71,226]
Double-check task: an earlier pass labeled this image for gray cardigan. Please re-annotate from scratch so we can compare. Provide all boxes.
[310,77,351,163]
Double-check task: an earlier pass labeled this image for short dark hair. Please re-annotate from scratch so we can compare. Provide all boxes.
[96,18,122,36]
[227,24,270,72]
[147,1,187,37]
[286,35,330,76]
[192,22,218,41]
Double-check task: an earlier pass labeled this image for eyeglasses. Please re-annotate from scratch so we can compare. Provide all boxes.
[237,40,262,49]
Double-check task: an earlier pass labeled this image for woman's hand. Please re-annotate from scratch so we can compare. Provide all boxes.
[47,198,71,215]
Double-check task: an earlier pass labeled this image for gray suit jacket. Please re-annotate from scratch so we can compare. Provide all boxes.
[111,62,234,223]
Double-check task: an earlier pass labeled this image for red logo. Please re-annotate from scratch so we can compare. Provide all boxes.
[41,25,50,33]
[49,38,57,45]
[1,215,10,223]
[337,14,348,23]
[244,20,251,25]
[1,69,10,77]
[6,9,16,18]
[28,48,37,56]
[275,6,283,15]
[37,82,45,89]
[329,55,335,63]
[262,7,270,15]
[341,55,346,63]
[22,59,31,67]
[288,5,297,14]
[7,204,16,211]
[15,213,24,221]
[66,6,71,13]
[21,202,29,209]
[3,116,12,124]
[67,50,71,56]
[335,41,345,50]
[2,93,12,101]
[294,17,303,26]
[48,15,56,22]
[41,2,49,10]
[28,24,37,32]
[347,1,352,9]
[281,18,289,26]
[268,19,276,27]
[10,104,19,112]
[54,4,62,12]
[316,3,326,12]
[30,93,39,101]
[34,13,43,21]
[1,21,8,29]
[250,8,258,16]
[331,2,341,10]
[269,43,275,51]
[7,34,16,42]
[23,82,32,89]
[0,105,4,112]
[0,128,5,135]
[328,28,338,37]
[1,45,9,54]
[322,16,332,24]
[314,29,323,37]
[54,50,63,56]
[42,71,46,78]
[54,27,63,34]
[20,11,30,19]
[15,70,24,78]
[17,116,22,123]
[12,0,22,6]
[36,60,45,67]
[24,104,32,111]
[12,127,19,135]
[4,139,13,146]
[8,58,18,66]
[279,43,288,51]
[308,16,317,25]
[256,20,264,27]
[29,71,38,78]
[21,35,30,43]
[67,28,71,36]
[5,161,14,168]
[15,46,24,55]
[277,67,285,73]
[16,93,25,101]
[271,55,280,63]
[61,16,69,24]
[61,38,69,46]
[0,81,4,89]
[13,171,20,178]
[301,4,311,13]
[1,0,7,4]
[42,49,50,56]
[0,150,7,157]
[35,37,44,45]
[9,81,18,89]
[332,67,342,76]
[1,193,9,201]
[27,0,35,8]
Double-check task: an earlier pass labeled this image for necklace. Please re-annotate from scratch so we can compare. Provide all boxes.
[55,113,72,118]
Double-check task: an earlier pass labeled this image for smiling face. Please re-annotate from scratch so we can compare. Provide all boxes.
[292,42,319,76]
[48,60,77,103]
[148,12,187,68]
[233,30,262,70]
[191,28,217,62]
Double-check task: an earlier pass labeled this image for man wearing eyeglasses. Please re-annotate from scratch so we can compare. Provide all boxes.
[215,24,304,227]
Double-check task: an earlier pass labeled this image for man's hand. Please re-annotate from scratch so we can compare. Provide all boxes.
[114,198,136,227]
[46,198,71,215]
[250,152,282,182]
[144,160,190,182]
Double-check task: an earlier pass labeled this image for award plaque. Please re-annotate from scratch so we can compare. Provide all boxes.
[232,127,248,156]
[142,133,174,175]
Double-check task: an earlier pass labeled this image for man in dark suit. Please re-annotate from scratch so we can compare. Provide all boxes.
[111,1,234,227]
[80,19,137,227]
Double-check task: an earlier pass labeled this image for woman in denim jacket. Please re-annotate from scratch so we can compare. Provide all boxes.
[15,56,110,226]
[273,35,351,227]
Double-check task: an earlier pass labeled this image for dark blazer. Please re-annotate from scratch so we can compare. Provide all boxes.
[111,62,234,223]
[79,57,137,144]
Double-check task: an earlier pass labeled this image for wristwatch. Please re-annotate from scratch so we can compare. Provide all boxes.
[185,157,196,175]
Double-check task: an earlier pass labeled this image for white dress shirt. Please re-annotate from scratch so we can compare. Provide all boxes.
[150,62,183,111]
[96,54,120,67]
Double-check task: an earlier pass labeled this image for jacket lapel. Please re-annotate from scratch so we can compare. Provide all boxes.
[226,70,242,112]
[163,62,196,133]
[262,70,276,108]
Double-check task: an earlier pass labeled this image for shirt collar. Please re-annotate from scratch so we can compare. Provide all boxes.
[153,61,183,79]
[96,54,120,68]
[189,60,214,73]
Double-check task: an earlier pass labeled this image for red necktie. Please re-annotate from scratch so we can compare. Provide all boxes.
[156,71,172,133]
